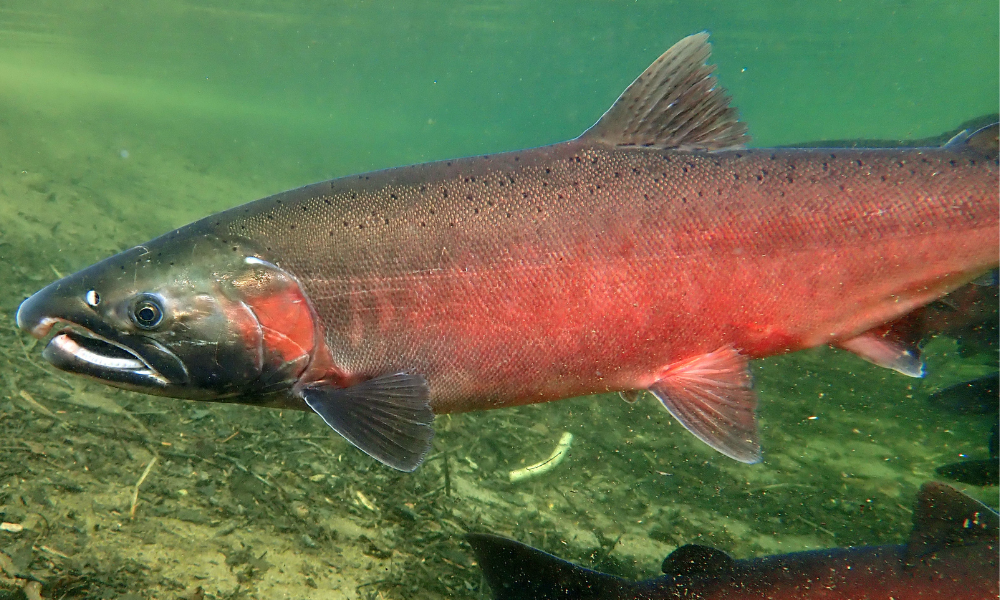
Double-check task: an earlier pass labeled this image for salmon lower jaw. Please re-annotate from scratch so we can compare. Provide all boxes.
[44,329,168,385]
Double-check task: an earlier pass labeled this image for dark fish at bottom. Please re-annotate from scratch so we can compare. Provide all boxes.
[468,482,999,600]
[15,33,1000,471]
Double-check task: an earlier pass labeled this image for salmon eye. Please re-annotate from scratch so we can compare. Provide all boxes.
[131,295,164,330]
[85,290,101,307]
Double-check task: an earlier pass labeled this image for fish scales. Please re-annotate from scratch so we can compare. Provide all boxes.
[224,142,996,414]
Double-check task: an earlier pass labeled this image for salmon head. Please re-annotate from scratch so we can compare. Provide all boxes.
[17,221,435,472]
[15,227,319,405]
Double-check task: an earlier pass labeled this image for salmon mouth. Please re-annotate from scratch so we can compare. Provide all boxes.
[41,324,170,387]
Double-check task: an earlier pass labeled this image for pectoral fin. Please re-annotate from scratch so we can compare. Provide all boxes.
[299,373,434,472]
[648,346,761,463]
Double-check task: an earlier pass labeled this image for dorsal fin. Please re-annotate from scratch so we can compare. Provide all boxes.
[466,533,626,600]
[661,544,735,577]
[905,481,999,566]
[945,122,999,160]
[579,32,749,151]
[965,123,999,160]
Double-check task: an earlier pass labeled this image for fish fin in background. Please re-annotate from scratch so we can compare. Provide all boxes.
[935,422,998,487]
[299,373,434,472]
[928,372,999,415]
[905,481,1000,566]
[466,533,627,600]
[945,122,999,160]
[660,544,734,576]
[935,459,999,487]
[971,268,999,287]
[579,32,749,151]
[836,328,925,377]
[648,345,760,463]
[619,390,642,404]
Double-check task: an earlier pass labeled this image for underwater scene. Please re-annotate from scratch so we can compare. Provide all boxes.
[0,1,998,599]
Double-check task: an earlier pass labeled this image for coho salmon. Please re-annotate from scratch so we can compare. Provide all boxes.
[16,33,999,470]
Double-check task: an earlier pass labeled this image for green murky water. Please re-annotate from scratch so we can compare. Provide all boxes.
[0,2,997,598]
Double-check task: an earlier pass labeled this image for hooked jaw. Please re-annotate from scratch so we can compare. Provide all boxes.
[15,245,322,401]
[42,328,170,387]
[16,282,174,390]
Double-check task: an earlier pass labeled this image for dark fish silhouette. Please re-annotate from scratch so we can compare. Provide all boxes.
[930,373,999,486]
[16,33,999,471]
[929,372,999,415]
[468,482,999,600]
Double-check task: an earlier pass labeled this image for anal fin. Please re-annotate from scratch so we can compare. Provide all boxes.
[648,346,760,463]
[299,372,434,472]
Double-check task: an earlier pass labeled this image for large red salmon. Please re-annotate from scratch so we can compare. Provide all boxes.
[16,34,999,470]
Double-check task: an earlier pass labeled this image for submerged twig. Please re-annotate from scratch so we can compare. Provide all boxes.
[130,456,158,519]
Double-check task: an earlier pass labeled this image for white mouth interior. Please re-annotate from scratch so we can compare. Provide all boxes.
[50,333,146,370]
[46,326,169,385]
